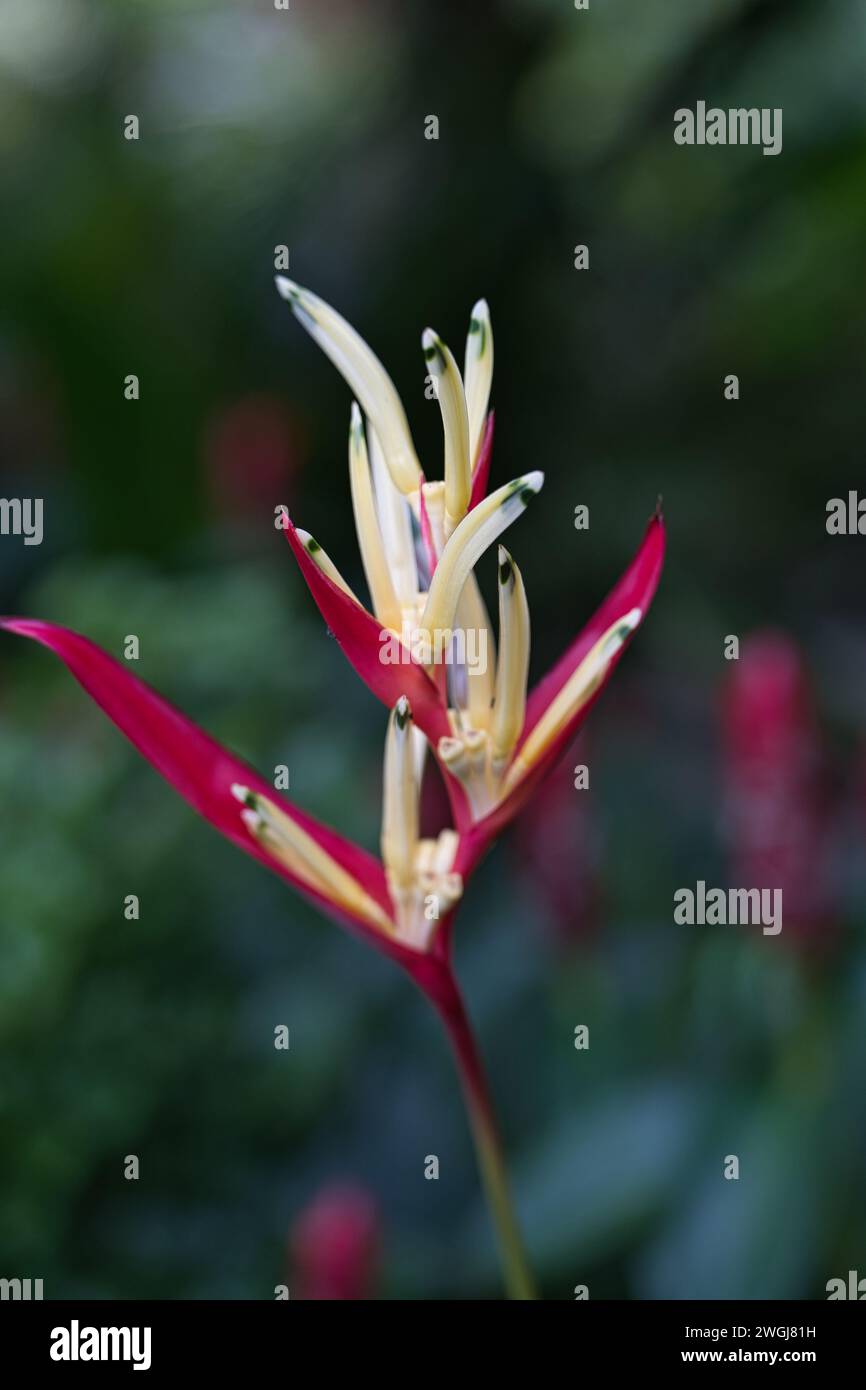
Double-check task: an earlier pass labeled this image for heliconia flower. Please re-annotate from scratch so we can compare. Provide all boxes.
[2,284,664,1300]
[275,278,665,858]
[289,1184,380,1301]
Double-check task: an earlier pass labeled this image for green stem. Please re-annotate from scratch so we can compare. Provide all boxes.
[431,970,536,1300]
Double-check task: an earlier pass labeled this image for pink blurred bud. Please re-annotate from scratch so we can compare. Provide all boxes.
[722,631,834,950]
[290,1184,379,1300]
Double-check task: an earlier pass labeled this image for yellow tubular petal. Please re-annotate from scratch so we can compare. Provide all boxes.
[348,404,402,632]
[422,329,471,536]
[464,298,493,468]
[491,547,530,764]
[419,471,544,643]
[295,528,363,605]
[276,277,420,494]
[368,424,418,607]
[232,785,395,936]
[454,572,496,731]
[240,808,317,887]
[501,608,643,796]
[381,697,419,890]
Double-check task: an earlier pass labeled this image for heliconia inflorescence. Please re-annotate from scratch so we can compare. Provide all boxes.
[270,277,665,952]
[1,280,665,1298]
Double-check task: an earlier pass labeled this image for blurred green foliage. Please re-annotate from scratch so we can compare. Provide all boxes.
[1,0,866,1299]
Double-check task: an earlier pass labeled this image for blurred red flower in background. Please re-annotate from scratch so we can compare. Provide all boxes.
[289,1184,379,1300]
[722,631,835,951]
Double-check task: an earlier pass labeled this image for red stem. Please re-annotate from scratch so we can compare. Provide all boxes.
[410,957,536,1299]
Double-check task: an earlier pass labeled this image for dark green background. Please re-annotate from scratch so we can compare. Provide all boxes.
[1,0,865,1298]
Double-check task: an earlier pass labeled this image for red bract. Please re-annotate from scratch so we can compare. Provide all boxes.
[468,412,495,512]
[455,512,664,874]
[281,514,451,748]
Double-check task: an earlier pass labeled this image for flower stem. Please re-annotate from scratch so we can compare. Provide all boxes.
[431,970,536,1300]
